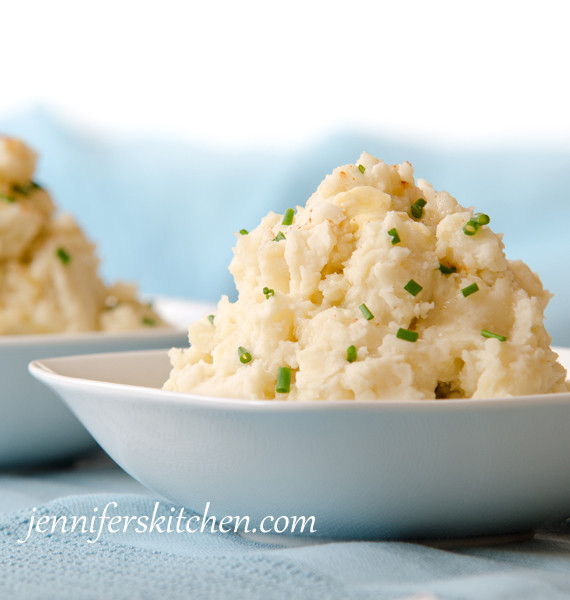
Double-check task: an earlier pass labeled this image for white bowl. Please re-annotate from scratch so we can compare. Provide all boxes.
[1,297,212,468]
[29,347,570,541]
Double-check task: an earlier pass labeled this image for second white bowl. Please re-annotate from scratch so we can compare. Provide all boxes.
[0,297,212,468]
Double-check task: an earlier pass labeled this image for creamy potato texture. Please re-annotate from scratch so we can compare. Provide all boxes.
[0,137,163,334]
[165,152,567,400]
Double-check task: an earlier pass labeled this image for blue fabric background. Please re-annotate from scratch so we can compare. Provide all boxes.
[1,108,569,346]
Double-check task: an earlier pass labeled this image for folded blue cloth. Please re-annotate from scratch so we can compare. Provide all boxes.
[2,468,570,600]
[1,108,570,344]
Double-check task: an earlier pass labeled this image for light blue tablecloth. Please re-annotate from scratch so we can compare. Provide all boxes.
[1,453,570,600]
[2,110,570,599]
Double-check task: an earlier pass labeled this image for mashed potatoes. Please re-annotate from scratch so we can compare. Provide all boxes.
[164,152,567,400]
[0,137,163,334]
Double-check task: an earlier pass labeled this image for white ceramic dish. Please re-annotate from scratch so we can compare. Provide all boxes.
[29,347,570,541]
[1,297,213,468]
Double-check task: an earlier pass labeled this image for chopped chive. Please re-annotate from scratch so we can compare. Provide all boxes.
[463,219,479,235]
[56,247,71,265]
[0,193,16,203]
[276,367,291,394]
[238,346,252,364]
[388,227,400,245]
[12,182,41,196]
[346,345,357,363]
[481,329,507,342]
[273,232,286,242]
[404,279,423,296]
[208,314,215,325]
[12,182,42,195]
[461,282,479,297]
[410,205,422,219]
[239,229,248,235]
[12,181,43,196]
[142,316,157,326]
[396,328,419,342]
[410,198,426,219]
[358,164,365,173]
[463,213,490,236]
[359,303,374,320]
[282,208,295,226]
[262,286,275,299]
[438,262,457,275]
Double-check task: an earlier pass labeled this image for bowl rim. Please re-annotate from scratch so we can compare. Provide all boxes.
[29,348,570,413]
[0,325,184,348]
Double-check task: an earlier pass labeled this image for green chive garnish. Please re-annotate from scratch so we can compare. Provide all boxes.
[238,346,252,364]
[0,193,16,203]
[410,198,426,219]
[463,213,490,235]
[461,282,479,297]
[12,182,41,196]
[282,208,295,226]
[239,229,248,235]
[12,185,26,196]
[208,314,215,325]
[359,303,374,320]
[463,220,479,236]
[346,345,357,363]
[438,262,457,274]
[396,328,418,342]
[388,228,400,245]
[276,367,291,394]
[404,279,423,296]
[56,247,71,265]
[262,286,274,299]
[481,329,507,342]
[273,232,286,242]
[142,317,157,326]
[358,164,365,174]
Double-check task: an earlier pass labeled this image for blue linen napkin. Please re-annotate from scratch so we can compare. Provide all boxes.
[1,108,570,345]
[2,491,570,598]
[1,456,570,600]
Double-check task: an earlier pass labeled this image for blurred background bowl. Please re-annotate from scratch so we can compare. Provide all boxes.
[0,297,212,468]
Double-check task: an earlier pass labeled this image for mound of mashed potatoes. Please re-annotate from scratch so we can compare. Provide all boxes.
[0,137,163,334]
[164,152,567,400]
